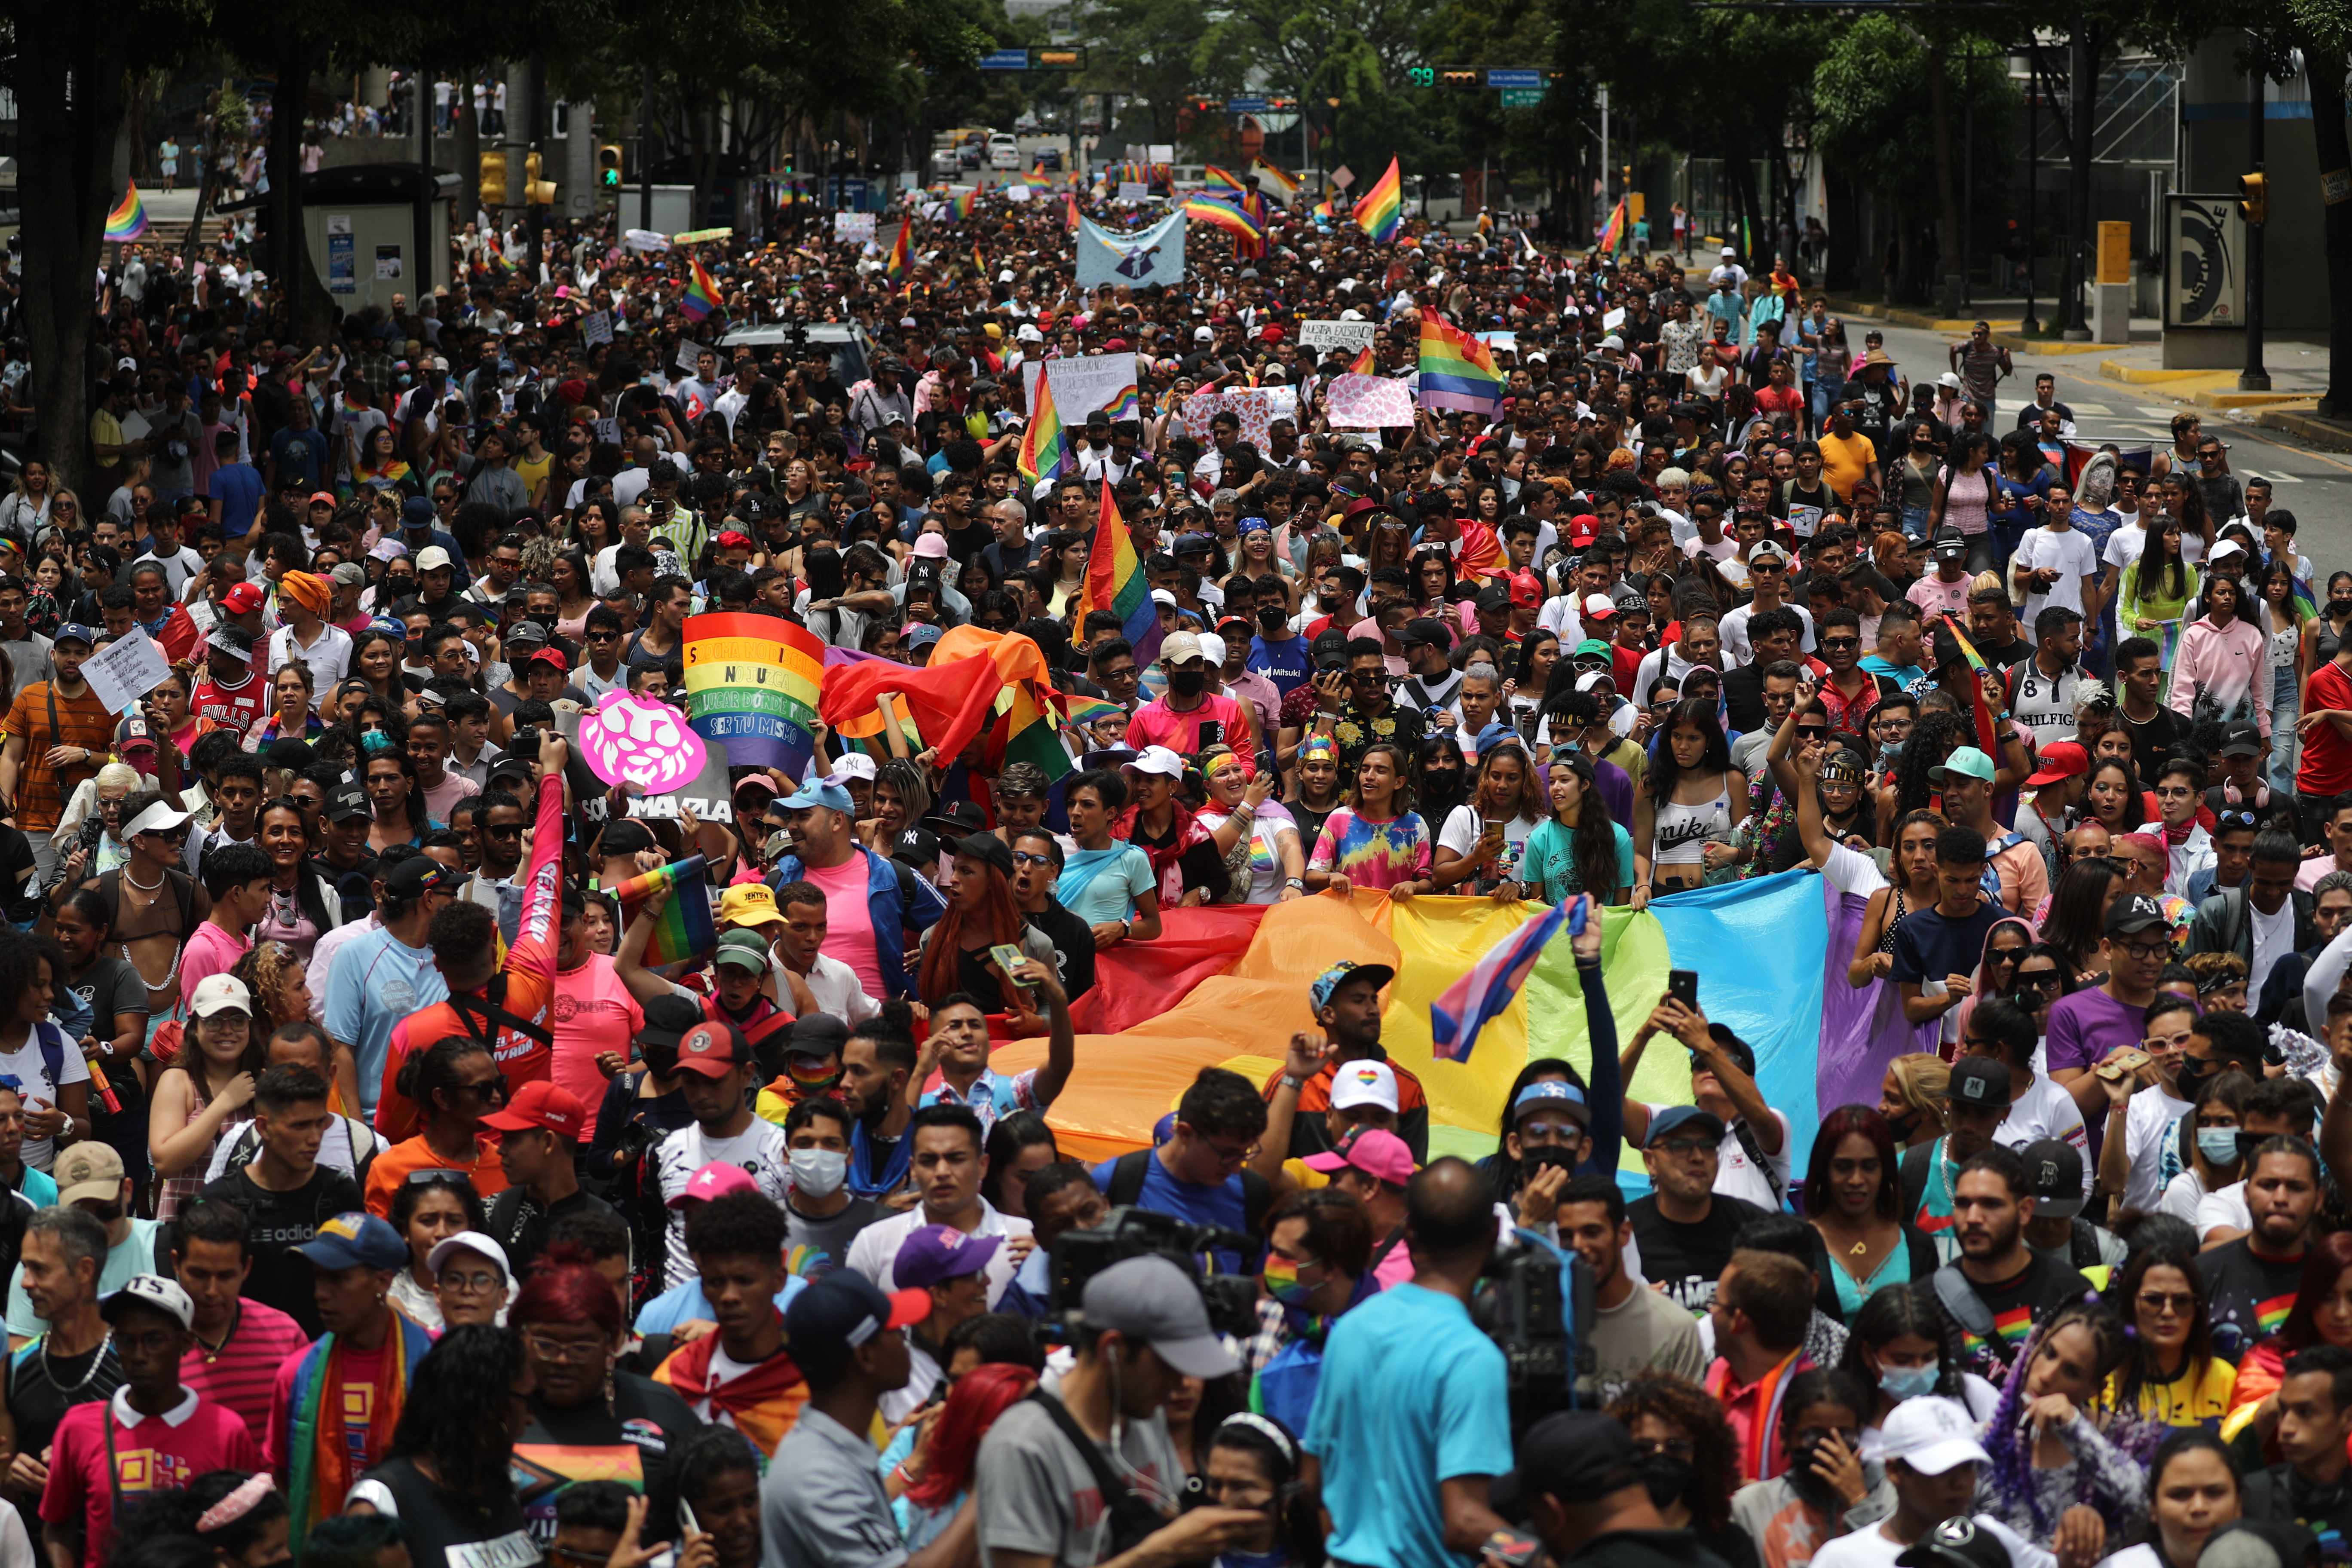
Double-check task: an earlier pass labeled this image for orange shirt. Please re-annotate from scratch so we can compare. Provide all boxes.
[3,681,119,833]
[361,1132,508,1216]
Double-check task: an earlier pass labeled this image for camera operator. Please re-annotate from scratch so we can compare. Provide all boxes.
[1304,1157,1516,1566]
[974,1254,1262,1568]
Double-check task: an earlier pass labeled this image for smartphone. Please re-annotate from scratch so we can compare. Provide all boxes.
[1482,822,1506,848]
[989,943,1034,989]
[680,1499,701,1538]
[2095,1048,2152,1081]
[1667,970,1699,1011]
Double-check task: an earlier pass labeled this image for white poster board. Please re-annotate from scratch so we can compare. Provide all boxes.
[83,634,171,715]
[1020,352,1140,423]
[834,212,876,244]
[1298,319,1376,352]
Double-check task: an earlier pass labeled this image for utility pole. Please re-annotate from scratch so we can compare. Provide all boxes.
[636,64,654,234]
[2239,45,2269,391]
[2023,43,2040,333]
[1961,41,1974,308]
[1599,82,1609,244]
[2063,17,2092,338]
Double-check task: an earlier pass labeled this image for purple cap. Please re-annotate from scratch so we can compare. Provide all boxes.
[892,1224,1003,1289]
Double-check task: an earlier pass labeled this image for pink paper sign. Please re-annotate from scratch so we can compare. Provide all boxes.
[577,690,710,793]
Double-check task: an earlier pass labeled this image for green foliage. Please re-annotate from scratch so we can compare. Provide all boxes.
[1812,15,2016,218]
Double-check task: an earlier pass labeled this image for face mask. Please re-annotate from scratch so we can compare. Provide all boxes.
[1635,1452,1693,1510]
[2197,1128,2242,1164]
[1883,1109,1917,1143]
[1169,670,1207,698]
[1879,738,1907,764]
[1258,604,1287,631]
[788,1148,847,1197]
[1262,1255,1317,1307]
[1879,1365,1939,1402]
[2175,1057,2218,1098]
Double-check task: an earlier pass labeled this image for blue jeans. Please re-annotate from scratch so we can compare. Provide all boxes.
[1811,377,1844,430]
[2271,663,2301,799]
[1899,504,1931,542]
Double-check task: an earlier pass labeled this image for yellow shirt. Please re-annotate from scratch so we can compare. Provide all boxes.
[2109,1355,2236,1427]
[513,449,554,499]
[1818,432,1878,505]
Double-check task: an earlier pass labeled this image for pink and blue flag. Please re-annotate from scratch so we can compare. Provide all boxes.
[1430,897,1583,1062]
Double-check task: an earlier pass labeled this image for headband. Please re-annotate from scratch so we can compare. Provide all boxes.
[1216,1412,1298,1469]
[195,1474,276,1534]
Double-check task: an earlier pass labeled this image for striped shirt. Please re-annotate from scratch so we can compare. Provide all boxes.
[1,682,116,833]
[178,1298,311,1437]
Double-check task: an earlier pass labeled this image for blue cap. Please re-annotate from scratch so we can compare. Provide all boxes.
[778,778,855,815]
[1512,1080,1590,1126]
[1311,960,1395,1011]
[905,623,944,649]
[50,623,95,649]
[293,1212,407,1271]
[401,495,435,528]
[783,1270,929,1376]
[1645,1105,1727,1149]
[1152,1112,1177,1146]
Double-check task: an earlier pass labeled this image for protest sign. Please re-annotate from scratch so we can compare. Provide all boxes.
[833,212,876,244]
[83,636,170,714]
[1325,373,1416,429]
[1298,319,1376,352]
[1178,387,1296,445]
[1021,352,1141,424]
[579,310,613,347]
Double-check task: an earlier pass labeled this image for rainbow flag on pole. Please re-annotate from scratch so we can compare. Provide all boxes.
[1017,370,1074,485]
[951,189,978,220]
[1356,157,1403,243]
[1078,480,1161,670]
[104,183,149,243]
[1204,164,1247,191]
[1182,194,1264,249]
[886,221,911,279]
[1418,315,1505,417]
[1349,343,1376,374]
[680,256,720,321]
[1931,613,2003,757]
[1432,897,1583,1062]
[612,854,718,967]
[1595,197,1627,252]
[680,612,824,775]
[1312,195,1335,222]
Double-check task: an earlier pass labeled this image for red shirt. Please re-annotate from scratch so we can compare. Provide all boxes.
[2303,661,2352,796]
[191,669,268,739]
[43,1390,261,1565]
[178,1298,309,1437]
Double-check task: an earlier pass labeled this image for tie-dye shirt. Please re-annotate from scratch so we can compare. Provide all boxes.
[1308,808,1433,891]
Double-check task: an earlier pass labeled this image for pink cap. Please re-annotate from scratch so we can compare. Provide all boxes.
[1302,1126,1416,1187]
[665,1161,759,1209]
[912,533,951,560]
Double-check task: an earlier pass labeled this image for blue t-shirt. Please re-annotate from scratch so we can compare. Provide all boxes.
[1305,1283,1513,1568]
[1057,845,1156,927]
[208,462,266,537]
[1248,633,1314,697]
[268,427,330,490]
[1088,1152,1256,1275]
[322,924,449,1119]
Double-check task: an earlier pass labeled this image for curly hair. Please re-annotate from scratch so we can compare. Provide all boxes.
[385,1324,523,1510]
[646,1424,763,1548]
[1892,709,1969,816]
[1604,1372,1739,1534]
[228,940,307,1031]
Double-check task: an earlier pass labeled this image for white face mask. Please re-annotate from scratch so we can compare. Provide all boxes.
[789,1147,847,1198]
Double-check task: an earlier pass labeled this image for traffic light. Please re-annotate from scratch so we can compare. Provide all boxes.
[597,144,622,188]
[523,151,556,206]
[480,150,508,206]
[2239,172,2267,225]
[1438,69,1480,89]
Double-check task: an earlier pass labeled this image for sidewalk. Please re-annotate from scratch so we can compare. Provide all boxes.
[1821,293,2145,356]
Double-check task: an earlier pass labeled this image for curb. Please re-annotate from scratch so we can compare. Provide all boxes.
[2256,407,2352,451]
[1822,296,2120,352]
[2191,389,2312,410]
[2098,360,2210,385]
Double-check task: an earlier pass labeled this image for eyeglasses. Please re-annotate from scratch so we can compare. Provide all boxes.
[482,821,524,839]
[1011,850,1053,867]
[2015,970,2065,991]
[2115,940,2173,962]
[1200,1134,1259,1169]
[1794,726,1828,740]
[454,1072,510,1103]
[2215,810,2258,828]
[2137,1291,2197,1316]
[524,1331,610,1365]
[441,1268,506,1296]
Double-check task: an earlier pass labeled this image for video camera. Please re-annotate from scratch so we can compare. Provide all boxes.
[1044,1205,1260,1341]
[1474,1230,1598,1432]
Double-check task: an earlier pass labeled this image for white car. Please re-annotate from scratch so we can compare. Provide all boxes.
[988,134,1021,171]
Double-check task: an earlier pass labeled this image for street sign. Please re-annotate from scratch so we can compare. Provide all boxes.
[1500,87,1547,107]
[1226,96,1268,112]
[1486,69,1542,88]
[1331,165,1354,189]
[1033,47,1086,69]
[979,49,1029,69]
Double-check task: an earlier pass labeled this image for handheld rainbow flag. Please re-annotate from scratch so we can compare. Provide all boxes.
[1078,480,1161,670]
[680,612,825,775]
[973,239,987,276]
[1022,170,1054,189]
[1312,195,1335,221]
[1204,164,1247,190]
[951,189,978,220]
[679,256,720,322]
[1595,197,1627,253]
[1064,193,1080,232]
[612,854,718,967]
[104,183,149,243]
[1017,370,1074,484]
[1417,315,1505,417]
[1432,896,1583,1062]
[2295,574,2321,622]
[1182,194,1264,248]
[1356,157,1403,243]
[1252,159,1302,199]
[1349,343,1376,374]
[886,222,912,278]
[1932,613,2003,757]
[986,678,1073,781]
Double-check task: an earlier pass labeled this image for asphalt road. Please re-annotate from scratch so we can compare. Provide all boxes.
[1868,319,2352,568]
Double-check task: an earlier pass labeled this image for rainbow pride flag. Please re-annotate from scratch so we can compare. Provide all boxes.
[1065,193,1080,232]
[680,257,720,322]
[1017,369,1074,484]
[1078,481,1161,669]
[1931,612,2002,757]
[1356,157,1402,243]
[1313,196,1335,222]
[1349,343,1376,374]
[680,612,824,775]
[988,679,1073,781]
[886,221,911,279]
[951,189,978,220]
[1183,194,1263,246]
[1596,197,1626,252]
[1022,170,1054,189]
[1204,164,1246,190]
[1417,315,1504,417]
[1253,159,1301,199]
[612,854,717,967]
[104,183,148,243]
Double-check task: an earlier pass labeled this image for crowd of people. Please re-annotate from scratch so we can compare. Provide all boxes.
[0,161,2347,1568]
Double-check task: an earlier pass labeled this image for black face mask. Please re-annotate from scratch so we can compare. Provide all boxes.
[1169,670,1207,698]
[2174,1055,2219,1098]
[1257,604,1287,631]
[1635,1453,1694,1509]
[1883,1109,1917,1143]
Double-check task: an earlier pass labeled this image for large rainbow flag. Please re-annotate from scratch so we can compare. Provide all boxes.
[680,612,824,775]
[1182,194,1263,251]
[1017,369,1074,484]
[1078,481,1161,669]
[612,854,717,966]
[104,183,149,243]
[1417,315,1504,417]
[1203,164,1247,191]
[1356,157,1402,243]
[680,256,720,321]
[821,628,1065,771]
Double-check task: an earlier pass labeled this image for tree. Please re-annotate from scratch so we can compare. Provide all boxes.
[2280,0,2352,413]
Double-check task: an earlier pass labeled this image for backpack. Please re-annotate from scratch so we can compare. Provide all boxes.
[1104,1149,1271,1266]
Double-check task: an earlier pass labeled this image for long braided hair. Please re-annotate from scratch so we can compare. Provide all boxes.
[1978,1297,2155,1537]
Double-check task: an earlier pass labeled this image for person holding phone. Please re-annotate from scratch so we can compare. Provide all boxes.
[1618,981,1793,1211]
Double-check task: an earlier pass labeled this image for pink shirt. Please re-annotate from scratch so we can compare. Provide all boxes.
[551,953,644,1139]
[178,920,250,1001]
[419,768,481,825]
[802,854,885,999]
[1124,693,1259,776]
[1907,574,1973,619]
[43,1390,261,1566]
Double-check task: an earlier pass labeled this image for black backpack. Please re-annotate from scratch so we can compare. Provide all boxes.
[1104,1149,1271,1266]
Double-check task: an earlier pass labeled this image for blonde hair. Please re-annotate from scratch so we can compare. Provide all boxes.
[1887,1053,1950,1134]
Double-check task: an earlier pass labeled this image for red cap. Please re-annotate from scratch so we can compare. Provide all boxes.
[527,645,571,674]
[2024,741,2090,788]
[1509,571,1545,610]
[481,1080,587,1139]
[221,584,266,616]
[716,530,754,551]
[1567,513,1601,548]
[1260,324,1285,343]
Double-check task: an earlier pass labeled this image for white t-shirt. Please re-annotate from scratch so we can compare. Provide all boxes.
[2008,658,2083,746]
[267,622,353,710]
[2251,894,2296,1002]
[1813,1516,2053,1568]
[1994,1075,2092,1191]
[0,1024,91,1171]
[2118,1087,2193,1213]
[2100,520,2147,578]
[1719,600,1817,665]
[2162,1167,2214,1223]
[1438,805,1534,893]
[2194,1178,2254,1242]
[2015,526,2100,620]
[1645,1100,1793,1208]
[653,1118,791,1282]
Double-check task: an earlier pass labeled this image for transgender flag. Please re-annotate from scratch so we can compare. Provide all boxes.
[1431,897,1582,1063]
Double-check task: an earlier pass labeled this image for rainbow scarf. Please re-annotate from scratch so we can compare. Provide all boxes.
[284,1311,435,1557]
[1706,1348,1808,1482]
[1355,157,1403,243]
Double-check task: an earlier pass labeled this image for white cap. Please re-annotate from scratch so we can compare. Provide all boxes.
[1876,1396,1991,1475]
[1123,744,1187,780]
[101,1274,194,1330]
[1937,371,1963,389]
[1196,634,1226,667]
[1721,245,1737,256]
[1576,670,1616,694]
[122,800,193,839]
[187,974,251,1018]
[831,752,879,784]
[1329,1059,1400,1114]
[2209,538,2247,562]
[429,1230,513,1279]
[415,545,453,572]
[1150,588,1178,607]
[1194,326,1214,341]
[1017,324,1044,343]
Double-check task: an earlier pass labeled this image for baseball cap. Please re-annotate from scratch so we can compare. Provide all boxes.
[527,646,570,674]
[1475,585,1513,612]
[719,884,783,928]
[54,1143,126,1207]
[2021,1136,2086,1221]
[295,1212,408,1272]
[384,855,460,898]
[665,1160,759,1209]
[1932,529,1968,558]
[777,778,855,815]
[672,1018,752,1077]
[2024,741,2089,788]
[1302,1125,1415,1186]
[714,928,773,973]
[1512,1079,1592,1127]
[1948,1055,2012,1108]
[1124,744,1186,781]
[783,1270,931,1377]
[331,561,367,588]
[1582,593,1618,623]
[891,825,943,872]
[426,1231,512,1280]
[1749,540,1790,567]
[205,627,253,663]
[1311,960,1394,1010]
[220,583,266,617]
[1398,618,1451,650]
[480,1080,587,1140]
[1880,1396,1994,1479]
[925,800,991,839]
[1896,1519,2009,1568]
[1078,1255,1240,1378]
[1161,629,1206,665]
[2218,720,2263,758]
[1574,638,1614,662]
[2106,893,2170,937]
[832,752,879,784]
[187,974,252,1018]
[1329,1060,1400,1114]
[504,618,548,650]
[50,623,93,650]
[958,831,1015,881]
[416,546,454,572]
[1311,630,1351,671]
[905,623,944,652]
[1498,1412,1639,1511]
[1929,746,1996,784]
[101,1274,194,1330]
[1645,1105,1726,1148]
[893,1224,1004,1289]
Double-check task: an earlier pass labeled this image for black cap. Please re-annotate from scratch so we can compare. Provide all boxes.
[1494,1412,1638,1513]
[327,783,372,823]
[925,800,990,838]
[640,993,702,1051]
[1311,630,1350,671]
[384,856,459,898]
[2021,1136,2086,1220]
[788,1013,850,1057]
[266,737,314,771]
[1896,1519,2012,1568]
[957,831,1014,881]
[2106,893,2169,937]
[2218,720,2263,758]
[600,819,656,857]
[1397,617,1452,650]
[1949,1056,2012,1109]
[892,825,942,871]
[1475,585,1513,612]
